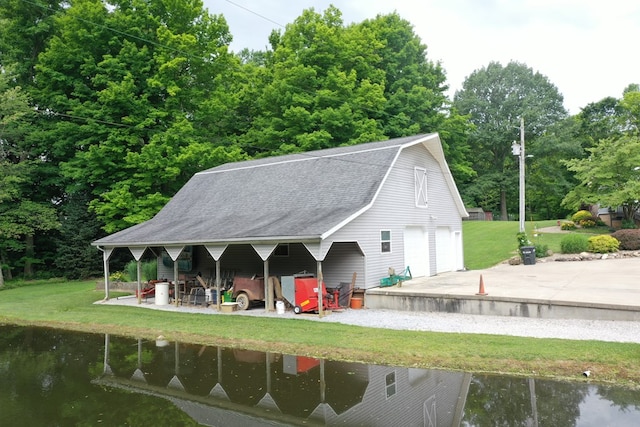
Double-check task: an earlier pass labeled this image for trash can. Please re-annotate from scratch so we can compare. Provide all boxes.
[521,246,536,265]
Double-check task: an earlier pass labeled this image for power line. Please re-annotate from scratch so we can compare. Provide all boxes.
[16,0,450,171]
[223,0,285,29]
[19,0,206,61]
[35,108,133,128]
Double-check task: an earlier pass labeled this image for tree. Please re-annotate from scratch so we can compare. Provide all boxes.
[575,97,625,150]
[240,6,473,184]
[453,61,567,219]
[357,13,474,183]
[563,85,640,220]
[619,85,640,133]
[34,0,246,233]
[525,117,582,219]
[562,134,640,221]
[574,86,640,153]
[240,6,388,156]
[0,70,59,282]
[53,192,104,279]
[0,0,63,88]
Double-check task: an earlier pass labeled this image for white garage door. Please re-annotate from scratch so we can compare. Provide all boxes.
[404,226,429,277]
[436,227,453,273]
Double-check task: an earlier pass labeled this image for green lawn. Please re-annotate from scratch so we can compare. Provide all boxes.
[0,220,635,387]
[1,279,639,387]
[463,219,610,269]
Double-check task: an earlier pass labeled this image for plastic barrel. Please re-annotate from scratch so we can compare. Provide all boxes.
[155,282,169,305]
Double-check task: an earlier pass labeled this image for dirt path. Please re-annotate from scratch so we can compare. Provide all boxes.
[535,225,569,234]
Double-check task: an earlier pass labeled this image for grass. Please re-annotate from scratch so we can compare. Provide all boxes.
[0,220,634,387]
[1,279,639,388]
[463,219,611,269]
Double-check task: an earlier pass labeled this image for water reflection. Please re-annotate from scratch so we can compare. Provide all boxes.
[0,325,638,426]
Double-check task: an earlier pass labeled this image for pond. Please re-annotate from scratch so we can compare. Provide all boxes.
[0,325,638,426]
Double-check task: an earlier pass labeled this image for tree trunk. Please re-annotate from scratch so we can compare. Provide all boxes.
[0,262,4,288]
[0,250,10,283]
[24,234,34,278]
[500,189,508,220]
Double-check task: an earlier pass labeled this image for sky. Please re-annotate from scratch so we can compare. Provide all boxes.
[204,0,640,115]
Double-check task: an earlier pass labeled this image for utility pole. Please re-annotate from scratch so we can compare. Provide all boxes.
[512,117,525,233]
[519,117,525,233]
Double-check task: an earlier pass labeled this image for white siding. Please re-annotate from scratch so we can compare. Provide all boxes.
[313,365,468,426]
[322,242,364,289]
[326,144,463,288]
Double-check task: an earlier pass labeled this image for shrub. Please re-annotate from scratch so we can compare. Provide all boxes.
[560,221,576,230]
[534,243,549,258]
[143,259,157,281]
[516,232,531,248]
[109,271,126,282]
[125,260,137,282]
[560,234,589,254]
[124,259,158,281]
[571,210,593,223]
[621,219,638,229]
[610,229,640,250]
[579,219,596,228]
[588,235,620,253]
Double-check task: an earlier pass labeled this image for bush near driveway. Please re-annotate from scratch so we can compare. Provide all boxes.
[587,235,620,253]
[560,234,589,254]
[611,229,640,250]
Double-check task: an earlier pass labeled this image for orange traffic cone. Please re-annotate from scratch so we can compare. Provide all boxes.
[476,274,488,296]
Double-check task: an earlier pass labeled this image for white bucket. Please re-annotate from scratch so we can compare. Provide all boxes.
[276,300,285,314]
[155,282,169,305]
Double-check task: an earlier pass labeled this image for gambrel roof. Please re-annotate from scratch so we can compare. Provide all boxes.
[93,133,467,248]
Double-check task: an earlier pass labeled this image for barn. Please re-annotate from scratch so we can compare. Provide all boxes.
[93,133,468,308]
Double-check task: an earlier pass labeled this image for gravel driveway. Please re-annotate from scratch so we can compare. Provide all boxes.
[100,296,640,344]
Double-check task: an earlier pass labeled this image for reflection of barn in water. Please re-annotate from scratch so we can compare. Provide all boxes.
[96,335,470,426]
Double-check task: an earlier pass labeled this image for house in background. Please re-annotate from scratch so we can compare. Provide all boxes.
[93,133,468,304]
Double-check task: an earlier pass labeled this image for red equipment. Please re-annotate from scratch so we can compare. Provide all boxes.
[292,277,341,314]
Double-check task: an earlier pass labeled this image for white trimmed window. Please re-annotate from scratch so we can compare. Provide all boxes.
[414,167,428,207]
[381,230,391,253]
[385,372,397,398]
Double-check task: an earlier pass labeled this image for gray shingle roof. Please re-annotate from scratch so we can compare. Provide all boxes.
[93,134,460,247]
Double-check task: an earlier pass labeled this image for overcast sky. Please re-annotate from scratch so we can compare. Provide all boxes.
[204,0,639,115]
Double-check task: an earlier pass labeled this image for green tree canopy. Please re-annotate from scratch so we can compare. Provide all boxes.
[0,73,59,281]
[0,1,475,278]
[563,86,640,220]
[239,7,472,183]
[563,134,640,220]
[453,61,567,219]
[240,6,388,155]
[34,0,246,233]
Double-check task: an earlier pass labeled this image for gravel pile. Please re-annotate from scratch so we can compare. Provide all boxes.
[101,297,640,344]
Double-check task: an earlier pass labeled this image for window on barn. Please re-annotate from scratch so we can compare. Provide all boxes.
[381,230,391,253]
[414,167,428,207]
[385,371,397,398]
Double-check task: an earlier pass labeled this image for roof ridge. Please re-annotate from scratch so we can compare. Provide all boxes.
[197,144,401,176]
[197,134,431,176]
